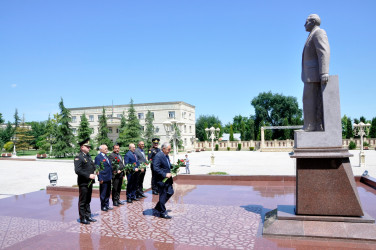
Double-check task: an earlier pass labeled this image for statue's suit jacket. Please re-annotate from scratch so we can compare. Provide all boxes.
[301,26,330,83]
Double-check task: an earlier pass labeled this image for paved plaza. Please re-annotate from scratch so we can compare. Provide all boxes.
[0,150,375,199]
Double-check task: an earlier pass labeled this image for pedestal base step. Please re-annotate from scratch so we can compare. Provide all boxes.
[263,206,376,241]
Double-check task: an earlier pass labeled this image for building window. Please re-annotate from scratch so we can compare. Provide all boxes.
[168,111,175,118]
[98,115,102,120]
[189,126,192,133]
[116,128,119,133]
[140,126,144,131]
[184,125,187,133]
[72,128,77,134]
[117,114,122,118]
[182,112,186,119]
[151,112,154,118]
[72,116,77,123]
[107,114,112,118]
[189,113,191,120]
[109,127,113,133]
[89,115,94,122]
[138,113,144,119]
[90,127,94,134]
[155,126,159,133]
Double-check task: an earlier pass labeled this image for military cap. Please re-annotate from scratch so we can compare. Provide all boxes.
[78,138,91,147]
[152,138,160,143]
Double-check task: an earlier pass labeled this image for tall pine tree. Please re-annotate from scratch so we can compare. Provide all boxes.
[15,121,34,154]
[96,108,112,147]
[229,125,234,141]
[346,117,354,139]
[14,109,20,128]
[144,110,155,149]
[369,117,376,138]
[116,112,127,146]
[76,113,95,152]
[52,98,75,157]
[120,99,142,146]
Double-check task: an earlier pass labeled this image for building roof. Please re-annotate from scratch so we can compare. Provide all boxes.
[68,101,195,110]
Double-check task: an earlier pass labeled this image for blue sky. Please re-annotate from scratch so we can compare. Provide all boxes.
[0,0,375,125]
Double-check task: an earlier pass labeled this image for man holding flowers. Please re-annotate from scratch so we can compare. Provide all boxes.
[153,142,174,219]
[108,144,125,206]
[74,138,97,224]
[124,143,140,203]
[95,145,113,211]
[134,141,147,198]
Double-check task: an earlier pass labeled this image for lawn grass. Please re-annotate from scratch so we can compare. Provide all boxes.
[16,150,37,156]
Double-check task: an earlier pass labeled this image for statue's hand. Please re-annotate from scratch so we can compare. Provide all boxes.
[321,74,329,83]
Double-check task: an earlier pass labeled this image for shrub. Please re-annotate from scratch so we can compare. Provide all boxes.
[121,178,127,190]
[249,147,255,151]
[38,150,46,155]
[349,141,356,150]
[208,172,228,175]
[3,141,13,152]
[237,143,241,151]
[215,144,219,151]
[227,147,230,151]
[363,141,369,147]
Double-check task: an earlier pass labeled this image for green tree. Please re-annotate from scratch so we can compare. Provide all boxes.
[14,109,20,128]
[282,118,290,139]
[369,117,376,138]
[195,115,222,141]
[247,118,255,140]
[0,113,4,124]
[229,125,234,141]
[0,122,14,145]
[251,91,302,140]
[76,113,94,152]
[119,99,142,146]
[359,116,366,123]
[52,98,75,158]
[96,108,112,147]
[341,115,348,139]
[346,117,354,139]
[116,112,127,146]
[27,121,47,149]
[144,110,155,149]
[14,122,34,153]
[240,120,246,141]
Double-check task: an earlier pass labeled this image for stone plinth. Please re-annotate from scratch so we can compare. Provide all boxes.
[294,75,342,148]
[291,148,364,216]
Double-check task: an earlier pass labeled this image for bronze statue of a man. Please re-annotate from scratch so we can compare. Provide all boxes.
[301,14,330,131]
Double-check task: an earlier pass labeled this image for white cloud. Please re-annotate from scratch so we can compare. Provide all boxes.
[11,84,17,88]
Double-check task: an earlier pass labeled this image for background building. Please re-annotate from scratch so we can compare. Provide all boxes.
[68,101,196,150]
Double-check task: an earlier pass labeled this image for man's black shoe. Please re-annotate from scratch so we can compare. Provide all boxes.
[152,191,159,195]
[80,218,90,224]
[113,201,119,206]
[160,214,172,219]
[132,198,140,201]
[118,200,125,205]
[101,207,108,212]
[126,199,133,203]
[106,207,114,210]
[87,217,97,222]
[140,193,147,198]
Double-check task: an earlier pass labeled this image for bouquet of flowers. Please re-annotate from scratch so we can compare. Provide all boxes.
[88,159,106,187]
[122,162,136,174]
[139,160,151,171]
[111,156,121,174]
[162,163,180,183]
[176,159,186,167]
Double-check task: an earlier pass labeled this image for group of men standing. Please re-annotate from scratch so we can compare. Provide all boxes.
[74,137,175,224]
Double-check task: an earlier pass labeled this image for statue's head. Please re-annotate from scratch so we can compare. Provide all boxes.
[305,14,321,32]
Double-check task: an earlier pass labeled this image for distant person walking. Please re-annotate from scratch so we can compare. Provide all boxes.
[185,154,190,174]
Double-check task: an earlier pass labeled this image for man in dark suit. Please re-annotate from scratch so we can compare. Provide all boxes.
[153,142,174,219]
[148,138,161,195]
[95,144,113,211]
[74,138,97,224]
[108,144,125,206]
[134,141,147,198]
[124,143,140,203]
[302,14,330,132]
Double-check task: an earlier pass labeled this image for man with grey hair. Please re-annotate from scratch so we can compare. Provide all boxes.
[302,13,330,131]
[152,142,174,219]
[95,144,113,211]
[124,143,140,203]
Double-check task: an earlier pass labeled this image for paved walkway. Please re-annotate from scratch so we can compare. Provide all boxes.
[0,150,375,199]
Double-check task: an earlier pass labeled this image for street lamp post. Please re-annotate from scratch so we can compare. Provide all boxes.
[47,135,55,157]
[163,119,184,163]
[205,126,220,167]
[353,122,371,167]
[11,135,18,157]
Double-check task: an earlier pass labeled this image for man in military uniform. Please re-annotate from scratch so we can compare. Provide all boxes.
[148,138,161,195]
[74,138,97,224]
[108,144,125,206]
